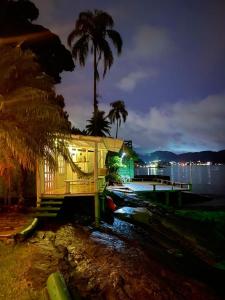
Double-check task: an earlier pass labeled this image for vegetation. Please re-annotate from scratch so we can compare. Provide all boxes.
[175,210,225,222]
[105,152,125,184]
[68,9,122,115]
[86,109,111,137]
[0,0,74,83]
[0,45,70,203]
[108,100,128,138]
[0,242,41,299]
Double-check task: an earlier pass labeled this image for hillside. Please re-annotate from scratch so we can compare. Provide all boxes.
[139,150,225,163]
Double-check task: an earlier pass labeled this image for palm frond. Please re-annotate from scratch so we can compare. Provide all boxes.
[107,29,122,54]
[94,10,114,28]
[0,45,70,173]
[71,35,89,66]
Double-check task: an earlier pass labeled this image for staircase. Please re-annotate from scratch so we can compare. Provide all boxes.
[33,198,64,218]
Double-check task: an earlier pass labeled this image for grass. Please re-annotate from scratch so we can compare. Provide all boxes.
[174,210,225,260]
[0,241,48,300]
[175,210,225,222]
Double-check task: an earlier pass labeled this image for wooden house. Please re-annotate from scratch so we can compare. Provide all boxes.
[36,135,123,223]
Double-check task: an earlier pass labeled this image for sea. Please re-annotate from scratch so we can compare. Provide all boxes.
[135,165,225,197]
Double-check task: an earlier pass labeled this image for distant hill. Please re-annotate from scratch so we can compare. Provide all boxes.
[139,150,225,163]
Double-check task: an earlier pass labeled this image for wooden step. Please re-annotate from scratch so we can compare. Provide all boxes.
[41,201,63,206]
[34,207,61,211]
[35,212,58,218]
[41,195,64,200]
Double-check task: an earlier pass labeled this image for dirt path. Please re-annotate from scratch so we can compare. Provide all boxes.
[0,217,224,300]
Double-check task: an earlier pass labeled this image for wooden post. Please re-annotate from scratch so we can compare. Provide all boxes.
[178,191,182,207]
[36,161,41,207]
[165,191,170,206]
[65,181,70,194]
[94,142,100,226]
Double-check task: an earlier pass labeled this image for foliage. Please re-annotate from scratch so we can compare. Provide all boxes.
[105,172,122,184]
[108,100,128,138]
[86,110,111,136]
[0,45,70,176]
[175,210,225,223]
[71,126,87,135]
[68,9,122,113]
[107,154,124,172]
[105,151,125,184]
[0,0,74,83]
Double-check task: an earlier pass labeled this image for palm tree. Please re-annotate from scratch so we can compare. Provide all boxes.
[0,45,70,204]
[68,10,122,115]
[86,110,111,137]
[108,100,128,138]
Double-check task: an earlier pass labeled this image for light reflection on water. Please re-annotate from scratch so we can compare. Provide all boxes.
[136,165,225,196]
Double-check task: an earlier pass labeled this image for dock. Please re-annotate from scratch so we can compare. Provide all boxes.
[107,179,191,193]
[107,179,192,207]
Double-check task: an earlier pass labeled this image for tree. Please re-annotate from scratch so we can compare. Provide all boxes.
[0,0,74,83]
[68,10,122,115]
[71,126,87,135]
[86,110,111,137]
[108,100,128,138]
[0,45,70,204]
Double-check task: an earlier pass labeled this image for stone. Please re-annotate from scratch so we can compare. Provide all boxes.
[115,207,153,226]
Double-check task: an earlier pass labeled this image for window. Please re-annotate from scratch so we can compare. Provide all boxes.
[58,155,65,174]
[44,161,55,192]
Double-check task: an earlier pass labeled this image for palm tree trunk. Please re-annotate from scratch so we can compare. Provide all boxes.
[116,120,119,138]
[94,46,98,115]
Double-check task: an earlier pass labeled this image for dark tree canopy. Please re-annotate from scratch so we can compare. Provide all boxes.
[0,0,74,83]
[86,110,111,137]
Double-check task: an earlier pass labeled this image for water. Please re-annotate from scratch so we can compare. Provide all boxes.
[135,165,225,196]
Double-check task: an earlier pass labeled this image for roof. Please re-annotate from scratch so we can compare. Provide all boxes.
[69,135,123,152]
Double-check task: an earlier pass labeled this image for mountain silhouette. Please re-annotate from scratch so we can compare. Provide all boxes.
[139,150,225,163]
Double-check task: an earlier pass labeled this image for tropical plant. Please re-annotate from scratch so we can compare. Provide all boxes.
[105,152,124,184]
[67,10,122,114]
[0,45,70,204]
[86,110,111,137]
[108,100,128,138]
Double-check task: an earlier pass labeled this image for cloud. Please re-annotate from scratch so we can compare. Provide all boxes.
[131,25,175,60]
[116,71,149,92]
[117,94,225,153]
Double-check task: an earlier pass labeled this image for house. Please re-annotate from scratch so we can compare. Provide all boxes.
[0,135,123,223]
[36,135,123,223]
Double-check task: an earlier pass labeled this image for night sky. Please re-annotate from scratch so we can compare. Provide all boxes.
[33,0,225,153]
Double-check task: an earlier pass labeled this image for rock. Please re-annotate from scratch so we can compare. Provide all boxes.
[36,231,46,239]
[115,207,153,226]
[44,231,56,242]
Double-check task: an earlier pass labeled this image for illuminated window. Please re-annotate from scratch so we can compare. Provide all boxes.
[58,155,65,174]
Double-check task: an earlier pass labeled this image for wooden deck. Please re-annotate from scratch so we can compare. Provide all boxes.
[107,181,191,193]
[41,182,96,199]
